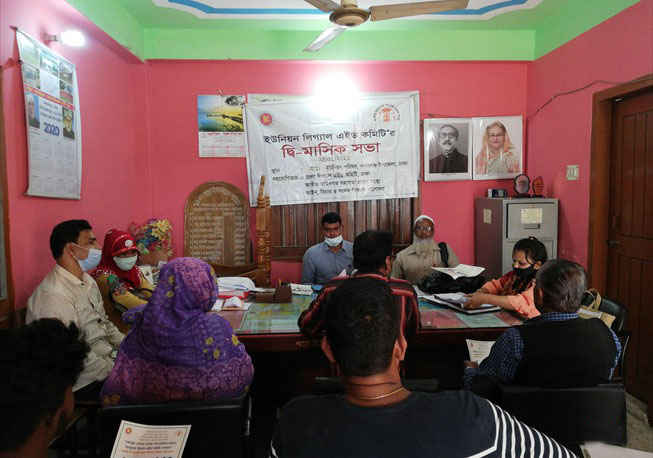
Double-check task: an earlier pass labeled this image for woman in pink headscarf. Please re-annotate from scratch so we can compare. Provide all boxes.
[475,121,520,175]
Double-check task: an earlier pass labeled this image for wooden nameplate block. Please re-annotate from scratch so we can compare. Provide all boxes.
[255,285,292,303]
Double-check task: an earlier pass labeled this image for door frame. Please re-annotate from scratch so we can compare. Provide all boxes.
[587,75,652,290]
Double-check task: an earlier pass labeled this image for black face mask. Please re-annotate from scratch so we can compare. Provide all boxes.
[513,264,536,278]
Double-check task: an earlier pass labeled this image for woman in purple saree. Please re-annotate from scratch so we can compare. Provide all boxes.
[100,257,254,406]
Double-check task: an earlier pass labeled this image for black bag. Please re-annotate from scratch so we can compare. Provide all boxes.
[417,270,486,295]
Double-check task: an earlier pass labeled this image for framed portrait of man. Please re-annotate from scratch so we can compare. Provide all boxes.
[472,115,523,180]
[423,118,472,182]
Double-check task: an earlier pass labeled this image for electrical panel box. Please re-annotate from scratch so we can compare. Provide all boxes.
[474,198,558,280]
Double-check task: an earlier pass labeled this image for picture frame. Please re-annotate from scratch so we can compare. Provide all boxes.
[423,118,472,181]
[472,115,523,180]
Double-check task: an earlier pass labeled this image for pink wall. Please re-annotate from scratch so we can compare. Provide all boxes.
[0,0,148,308]
[144,60,528,283]
[526,0,653,266]
[2,0,649,311]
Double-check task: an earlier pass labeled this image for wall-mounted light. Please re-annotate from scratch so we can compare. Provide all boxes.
[311,73,361,121]
[45,30,85,47]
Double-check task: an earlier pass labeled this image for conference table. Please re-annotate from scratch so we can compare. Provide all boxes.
[219,293,524,353]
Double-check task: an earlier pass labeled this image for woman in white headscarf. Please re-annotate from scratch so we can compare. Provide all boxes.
[390,215,460,285]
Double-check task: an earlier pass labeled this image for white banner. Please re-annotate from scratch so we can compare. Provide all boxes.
[16,30,82,199]
[245,92,419,206]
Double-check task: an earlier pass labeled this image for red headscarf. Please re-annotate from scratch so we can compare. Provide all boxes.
[94,229,141,288]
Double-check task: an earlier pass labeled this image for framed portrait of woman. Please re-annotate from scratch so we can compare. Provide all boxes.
[472,116,523,180]
[423,118,472,182]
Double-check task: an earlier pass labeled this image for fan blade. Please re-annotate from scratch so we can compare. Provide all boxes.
[303,0,342,13]
[369,0,469,21]
[304,25,347,52]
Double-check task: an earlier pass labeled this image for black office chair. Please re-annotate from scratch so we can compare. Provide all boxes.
[98,397,252,458]
[313,377,439,395]
[496,382,627,452]
[597,296,630,378]
[582,292,631,378]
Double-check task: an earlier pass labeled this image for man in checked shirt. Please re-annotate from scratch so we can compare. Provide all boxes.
[463,259,621,398]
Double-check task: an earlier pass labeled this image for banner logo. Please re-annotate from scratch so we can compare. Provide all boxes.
[259,112,273,126]
[373,104,400,123]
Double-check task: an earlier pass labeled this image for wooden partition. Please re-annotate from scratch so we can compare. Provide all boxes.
[271,197,420,260]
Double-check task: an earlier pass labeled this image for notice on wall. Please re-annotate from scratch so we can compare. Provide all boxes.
[244,92,419,206]
[16,29,81,199]
[197,95,245,157]
[110,421,190,458]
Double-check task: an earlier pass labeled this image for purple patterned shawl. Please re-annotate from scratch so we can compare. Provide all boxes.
[100,258,253,406]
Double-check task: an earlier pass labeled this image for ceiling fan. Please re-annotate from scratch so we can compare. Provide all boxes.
[303,0,469,52]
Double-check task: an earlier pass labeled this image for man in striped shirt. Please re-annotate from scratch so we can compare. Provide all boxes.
[298,230,420,338]
[273,277,575,458]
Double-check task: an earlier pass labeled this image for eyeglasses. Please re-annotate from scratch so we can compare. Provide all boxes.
[489,133,504,138]
[415,226,434,232]
[438,132,457,140]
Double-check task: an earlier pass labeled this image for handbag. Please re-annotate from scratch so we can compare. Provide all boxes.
[578,288,615,328]
[417,270,486,295]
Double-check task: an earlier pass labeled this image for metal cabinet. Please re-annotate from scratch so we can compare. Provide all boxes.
[474,198,558,280]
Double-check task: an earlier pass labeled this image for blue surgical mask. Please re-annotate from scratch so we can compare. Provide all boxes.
[73,244,101,271]
[113,255,138,271]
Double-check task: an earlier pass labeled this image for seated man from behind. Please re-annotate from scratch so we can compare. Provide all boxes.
[301,212,354,285]
[27,219,124,402]
[272,277,573,458]
[391,215,460,285]
[463,259,621,398]
[0,319,89,458]
[298,230,419,339]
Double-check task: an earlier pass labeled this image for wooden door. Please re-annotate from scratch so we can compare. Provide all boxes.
[606,89,653,405]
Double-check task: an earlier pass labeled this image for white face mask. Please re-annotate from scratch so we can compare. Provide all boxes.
[113,255,138,271]
[73,244,102,271]
[325,235,343,247]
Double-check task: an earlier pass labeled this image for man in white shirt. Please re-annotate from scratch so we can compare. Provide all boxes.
[27,220,124,402]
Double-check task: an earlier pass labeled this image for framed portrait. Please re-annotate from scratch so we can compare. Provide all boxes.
[423,118,472,181]
[472,115,523,180]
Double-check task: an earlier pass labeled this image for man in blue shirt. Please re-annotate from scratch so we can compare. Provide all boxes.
[463,259,621,398]
[301,212,353,285]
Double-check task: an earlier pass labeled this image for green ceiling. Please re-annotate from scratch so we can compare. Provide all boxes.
[65,0,639,61]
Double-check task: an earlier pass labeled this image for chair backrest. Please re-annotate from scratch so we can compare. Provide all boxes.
[597,296,627,333]
[496,382,626,449]
[98,397,251,458]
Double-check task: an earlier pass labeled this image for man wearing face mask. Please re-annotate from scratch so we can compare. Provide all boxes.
[301,212,354,285]
[91,229,154,333]
[299,230,420,339]
[27,220,124,402]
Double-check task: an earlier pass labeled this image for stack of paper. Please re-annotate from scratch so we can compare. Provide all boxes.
[431,264,485,279]
[212,296,250,312]
[290,283,313,296]
[217,277,256,291]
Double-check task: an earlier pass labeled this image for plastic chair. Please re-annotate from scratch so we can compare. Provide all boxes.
[496,382,627,452]
[98,397,252,458]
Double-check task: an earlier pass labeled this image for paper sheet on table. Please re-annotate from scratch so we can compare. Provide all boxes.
[217,276,256,291]
[466,339,495,364]
[212,296,251,311]
[110,420,190,458]
[432,264,485,279]
[580,443,652,458]
[290,283,314,295]
[434,293,497,309]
